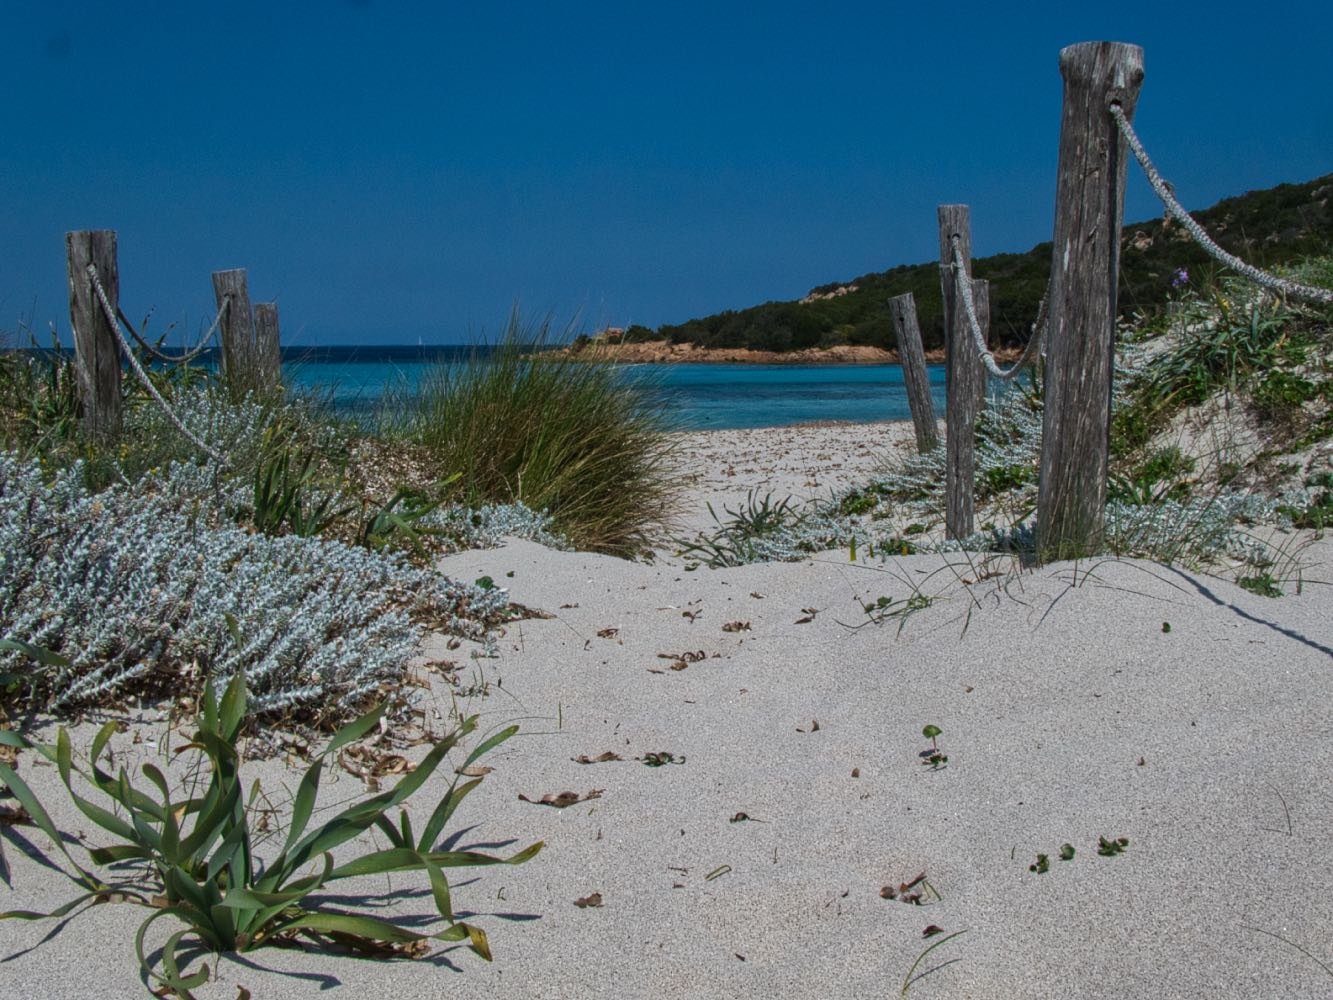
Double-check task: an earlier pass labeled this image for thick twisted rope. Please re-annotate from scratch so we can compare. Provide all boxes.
[119,297,227,365]
[87,264,229,466]
[1109,103,1333,306]
[949,236,1046,380]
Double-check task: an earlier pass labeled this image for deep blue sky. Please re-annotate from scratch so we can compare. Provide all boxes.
[3,2,1329,345]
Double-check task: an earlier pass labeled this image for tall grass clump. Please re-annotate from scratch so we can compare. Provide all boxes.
[396,320,679,557]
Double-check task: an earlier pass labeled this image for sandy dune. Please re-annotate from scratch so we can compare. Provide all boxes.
[2,421,1331,1000]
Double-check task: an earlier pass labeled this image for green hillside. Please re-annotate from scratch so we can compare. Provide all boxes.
[632,173,1333,353]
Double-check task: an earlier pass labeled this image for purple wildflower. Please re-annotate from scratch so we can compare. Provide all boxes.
[1171,267,1189,289]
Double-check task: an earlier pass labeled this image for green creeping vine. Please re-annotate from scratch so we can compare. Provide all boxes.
[0,671,542,998]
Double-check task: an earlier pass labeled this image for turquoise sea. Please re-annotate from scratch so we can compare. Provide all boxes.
[278,346,947,432]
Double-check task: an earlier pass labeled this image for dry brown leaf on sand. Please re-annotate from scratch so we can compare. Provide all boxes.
[722,620,751,633]
[573,892,604,908]
[596,627,620,639]
[455,764,494,777]
[794,607,820,624]
[571,752,623,764]
[519,789,604,808]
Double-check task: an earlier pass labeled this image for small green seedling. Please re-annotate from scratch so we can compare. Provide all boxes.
[1059,843,1076,862]
[1097,836,1130,857]
[919,725,948,770]
[1161,621,1171,633]
[639,752,685,767]
[1028,853,1050,874]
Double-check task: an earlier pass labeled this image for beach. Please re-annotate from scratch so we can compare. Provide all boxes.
[2,419,1332,999]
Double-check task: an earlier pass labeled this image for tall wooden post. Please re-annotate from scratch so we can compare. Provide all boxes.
[1037,42,1144,563]
[66,230,122,442]
[938,204,980,539]
[253,302,284,395]
[971,277,991,411]
[888,292,939,453]
[212,268,258,400]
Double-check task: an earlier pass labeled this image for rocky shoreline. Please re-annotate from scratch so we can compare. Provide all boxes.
[557,338,1034,366]
[558,338,944,365]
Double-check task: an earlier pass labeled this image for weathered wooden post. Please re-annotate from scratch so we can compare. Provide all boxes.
[971,277,991,410]
[1037,42,1144,563]
[938,204,981,539]
[252,302,284,395]
[888,292,939,453]
[212,268,260,400]
[66,229,122,441]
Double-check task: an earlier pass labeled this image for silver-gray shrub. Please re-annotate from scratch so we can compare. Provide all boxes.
[0,452,510,718]
[425,502,570,553]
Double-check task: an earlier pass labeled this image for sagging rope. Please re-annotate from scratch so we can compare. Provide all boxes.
[1109,102,1333,306]
[87,263,229,466]
[948,235,1046,380]
[118,296,228,365]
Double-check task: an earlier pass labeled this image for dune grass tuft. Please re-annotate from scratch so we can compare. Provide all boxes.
[393,320,679,557]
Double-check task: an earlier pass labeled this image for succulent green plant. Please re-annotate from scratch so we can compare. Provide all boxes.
[0,670,541,998]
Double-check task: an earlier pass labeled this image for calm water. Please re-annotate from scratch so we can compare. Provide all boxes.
[146,345,947,432]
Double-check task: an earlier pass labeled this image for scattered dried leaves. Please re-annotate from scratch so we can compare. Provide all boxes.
[794,607,819,624]
[339,744,417,790]
[880,872,930,904]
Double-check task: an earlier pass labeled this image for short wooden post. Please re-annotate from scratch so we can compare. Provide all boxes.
[212,268,259,400]
[252,302,284,394]
[938,204,980,539]
[888,292,938,453]
[971,277,991,410]
[66,229,122,441]
[1037,41,1144,563]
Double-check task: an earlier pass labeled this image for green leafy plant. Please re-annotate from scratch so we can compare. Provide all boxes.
[919,724,948,770]
[357,479,455,552]
[1028,853,1049,874]
[1096,835,1130,857]
[252,444,351,537]
[0,671,542,998]
[1237,573,1283,598]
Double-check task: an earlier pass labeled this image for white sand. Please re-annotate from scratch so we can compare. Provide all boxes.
[3,421,1332,1000]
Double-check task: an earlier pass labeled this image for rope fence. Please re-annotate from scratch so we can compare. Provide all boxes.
[1109,102,1333,306]
[118,297,229,365]
[948,235,1047,380]
[88,263,229,466]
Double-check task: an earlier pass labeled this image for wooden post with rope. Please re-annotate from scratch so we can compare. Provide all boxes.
[888,292,939,454]
[1037,41,1144,562]
[970,277,991,411]
[938,204,980,539]
[66,229,122,442]
[212,268,268,400]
